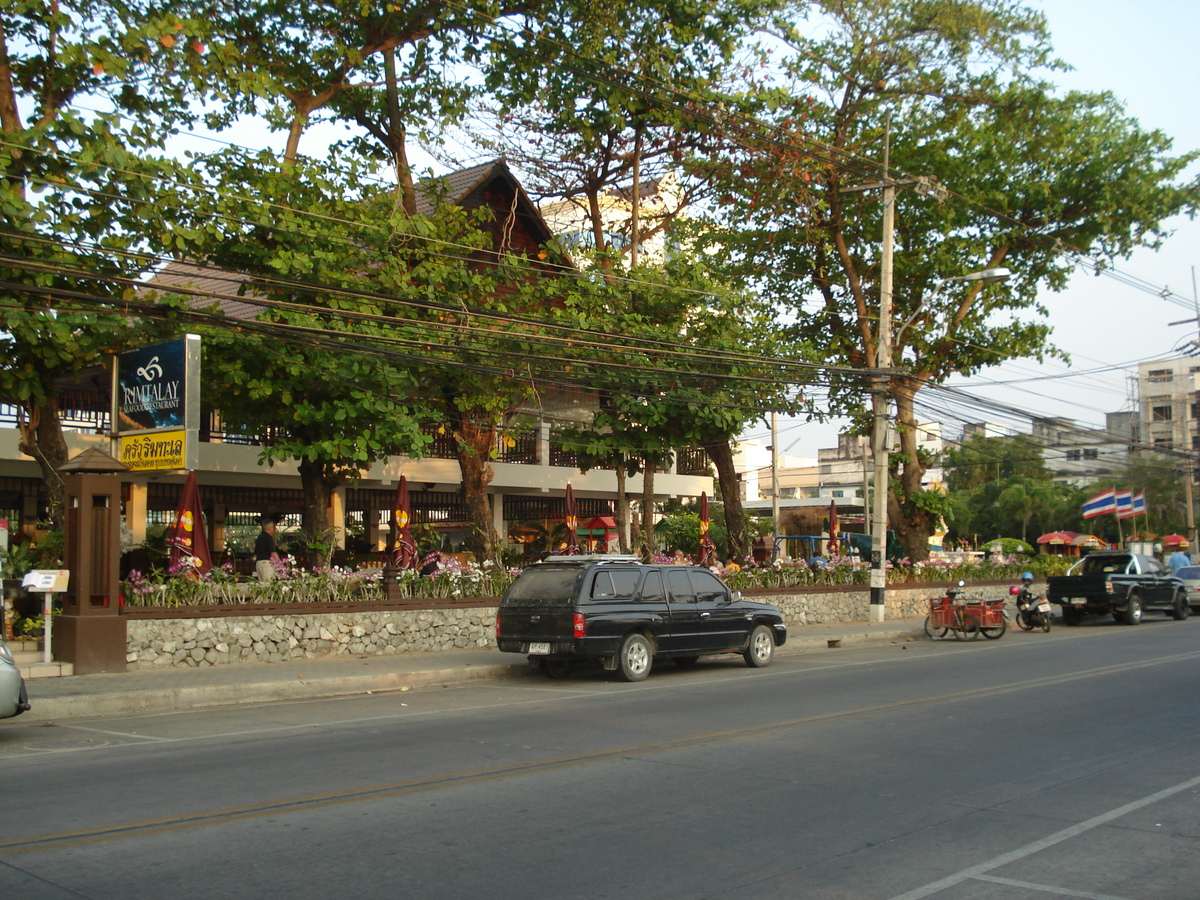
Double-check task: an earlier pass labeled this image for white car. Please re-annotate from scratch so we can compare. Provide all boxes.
[1174,565,1200,614]
[0,640,29,719]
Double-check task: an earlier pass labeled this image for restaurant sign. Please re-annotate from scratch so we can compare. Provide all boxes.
[111,335,200,471]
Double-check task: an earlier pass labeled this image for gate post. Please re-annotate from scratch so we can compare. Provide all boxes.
[57,457,127,674]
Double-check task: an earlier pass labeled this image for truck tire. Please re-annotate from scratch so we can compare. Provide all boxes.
[743,624,775,667]
[1170,590,1190,621]
[1122,593,1143,626]
[617,633,653,682]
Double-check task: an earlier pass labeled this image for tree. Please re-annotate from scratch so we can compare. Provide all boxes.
[0,1,206,523]
[944,433,1051,493]
[705,0,1199,559]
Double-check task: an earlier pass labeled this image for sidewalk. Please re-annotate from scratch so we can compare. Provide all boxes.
[16,618,927,722]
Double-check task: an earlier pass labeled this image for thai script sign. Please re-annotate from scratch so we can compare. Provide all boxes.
[118,430,188,471]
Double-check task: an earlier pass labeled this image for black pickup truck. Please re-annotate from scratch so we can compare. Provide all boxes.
[496,555,787,681]
[1046,551,1190,625]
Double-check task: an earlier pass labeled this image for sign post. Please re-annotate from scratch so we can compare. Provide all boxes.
[21,569,70,663]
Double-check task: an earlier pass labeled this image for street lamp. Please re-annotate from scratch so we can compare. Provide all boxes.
[868,264,1012,623]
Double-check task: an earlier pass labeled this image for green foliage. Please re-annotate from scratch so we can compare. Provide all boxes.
[701,0,1198,559]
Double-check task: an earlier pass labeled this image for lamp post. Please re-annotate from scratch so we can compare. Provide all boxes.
[868,264,1011,623]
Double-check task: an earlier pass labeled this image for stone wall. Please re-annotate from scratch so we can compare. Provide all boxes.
[126,607,499,669]
[124,582,1012,670]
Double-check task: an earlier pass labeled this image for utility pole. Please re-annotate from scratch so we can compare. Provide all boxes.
[771,411,780,562]
[842,125,947,622]
[868,136,895,623]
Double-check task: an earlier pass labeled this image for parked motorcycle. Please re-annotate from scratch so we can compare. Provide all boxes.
[1011,572,1053,633]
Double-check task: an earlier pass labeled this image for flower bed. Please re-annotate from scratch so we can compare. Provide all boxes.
[122,550,1073,608]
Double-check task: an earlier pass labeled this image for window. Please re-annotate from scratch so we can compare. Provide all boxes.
[1155,437,1174,449]
[833,490,844,497]
[591,569,641,599]
[666,569,695,603]
[1066,449,1081,461]
[1152,405,1173,422]
[1148,369,1174,382]
[639,571,664,602]
[688,570,727,603]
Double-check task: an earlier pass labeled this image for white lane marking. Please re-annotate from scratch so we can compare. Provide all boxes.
[889,773,1200,900]
[973,874,1132,900]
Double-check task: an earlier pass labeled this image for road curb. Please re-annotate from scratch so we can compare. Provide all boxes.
[23,625,924,722]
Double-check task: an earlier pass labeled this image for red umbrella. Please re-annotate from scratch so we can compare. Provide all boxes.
[698,491,717,568]
[391,476,418,569]
[563,483,579,555]
[1037,531,1075,545]
[828,499,839,557]
[1162,534,1189,547]
[167,470,212,578]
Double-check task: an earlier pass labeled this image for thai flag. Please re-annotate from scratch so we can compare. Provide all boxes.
[1082,488,1117,519]
[1115,490,1134,519]
[1132,492,1146,516]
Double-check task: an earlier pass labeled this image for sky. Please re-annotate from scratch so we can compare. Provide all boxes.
[749,0,1200,460]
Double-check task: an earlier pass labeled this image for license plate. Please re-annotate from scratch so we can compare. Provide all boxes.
[528,642,551,655]
[1070,599,1085,605]
[1038,602,1052,613]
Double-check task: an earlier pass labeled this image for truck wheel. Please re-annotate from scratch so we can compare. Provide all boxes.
[1171,590,1190,621]
[743,625,774,668]
[1122,594,1143,626]
[617,633,653,682]
[1062,607,1084,626]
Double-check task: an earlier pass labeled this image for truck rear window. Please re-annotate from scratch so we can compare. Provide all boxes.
[1077,555,1133,575]
[502,567,584,607]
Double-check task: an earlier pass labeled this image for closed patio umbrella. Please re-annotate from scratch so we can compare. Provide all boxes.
[167,470,212,578]
[563,483,579,555]
[391,475,418,569]
[699,491,717,568]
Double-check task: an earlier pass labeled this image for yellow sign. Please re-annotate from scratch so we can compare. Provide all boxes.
[119,430,187,471]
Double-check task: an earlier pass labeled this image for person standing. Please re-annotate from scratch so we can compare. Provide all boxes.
[255,516,281,582]
[1168,546,1191,573]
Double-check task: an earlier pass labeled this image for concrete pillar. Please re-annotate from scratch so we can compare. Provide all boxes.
[210,500,227,552]
[538,421,551,466]
[125,481,148,545]
[492,492,506,547]
[329,484,347,550]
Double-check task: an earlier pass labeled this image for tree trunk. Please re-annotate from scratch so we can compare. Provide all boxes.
[297,458,343,568]
[702,438,747,563]
[453,419,497,562]
[613,462,631,553]
[17,397,69,526]
[638,455,656,560]
[890,384,937,562]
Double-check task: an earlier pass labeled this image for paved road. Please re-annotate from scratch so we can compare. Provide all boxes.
[2,615,1198,899]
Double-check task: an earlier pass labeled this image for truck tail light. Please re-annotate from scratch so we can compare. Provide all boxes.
[1104,577,1114,594]
[495,613,501,637]
[573,613,586,638]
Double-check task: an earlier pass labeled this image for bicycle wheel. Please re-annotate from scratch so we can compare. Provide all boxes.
[923,615,948,639]
[954,614,980,641]
[981,616,1007,639]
